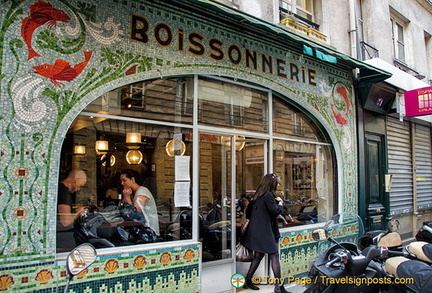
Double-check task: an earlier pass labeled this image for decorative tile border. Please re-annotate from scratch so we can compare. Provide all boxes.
[0,243,200,292]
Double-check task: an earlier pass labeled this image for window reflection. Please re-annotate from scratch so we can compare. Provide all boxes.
[273,99,326,142]
[198,77,268,133]
[272,98,334,225]
[57,115,193,252]
[85,77,194,124]
[273,140,334,225]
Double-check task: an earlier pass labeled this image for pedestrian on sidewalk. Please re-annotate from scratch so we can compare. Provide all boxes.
[242,173,290,293]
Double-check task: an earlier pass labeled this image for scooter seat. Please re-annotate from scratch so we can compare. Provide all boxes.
[408,241,432,263]
[377,232,402,248]
[385,256,410,277]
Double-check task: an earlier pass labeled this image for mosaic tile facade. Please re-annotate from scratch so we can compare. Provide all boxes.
[2,243,200,292]
[0,0,358,291]
[279,219,361,280]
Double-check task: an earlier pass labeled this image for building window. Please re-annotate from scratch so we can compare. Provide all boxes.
[425,31,431,84]
[280,0,314,22]
[391,14,406,62]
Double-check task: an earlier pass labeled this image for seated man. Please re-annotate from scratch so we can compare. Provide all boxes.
[57,169,87,251]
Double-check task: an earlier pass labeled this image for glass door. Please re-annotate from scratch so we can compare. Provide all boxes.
[234,137,268,279]
[199,134,233,262]
[199,133,267,291]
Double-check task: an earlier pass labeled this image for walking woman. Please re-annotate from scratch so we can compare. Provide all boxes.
[242,173,290,293]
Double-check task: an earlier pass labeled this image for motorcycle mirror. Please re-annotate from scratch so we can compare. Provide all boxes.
[312,229,329,241]
[66,243,97,276]
[387,219,400,232]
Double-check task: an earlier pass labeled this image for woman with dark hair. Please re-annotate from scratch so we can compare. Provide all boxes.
[242,173,290,293]
[120,169,159,235]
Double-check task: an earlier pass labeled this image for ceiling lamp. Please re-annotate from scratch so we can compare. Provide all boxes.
[126,132,141,149]
[126,150,143,165]
[72,145,86,156]
[165,140,186,157]
[95,140,109,155]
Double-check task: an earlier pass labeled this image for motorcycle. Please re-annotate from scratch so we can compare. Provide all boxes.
[304,213,406,293]
[415,221,432,243]
[359,218,403,251]
[73,204,159,248]
[385,241,432,292]
[62,243,97,293]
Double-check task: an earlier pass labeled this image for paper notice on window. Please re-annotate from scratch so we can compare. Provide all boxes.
[175,156,190,181]
[174,181,191,207]
[101,93,109,112]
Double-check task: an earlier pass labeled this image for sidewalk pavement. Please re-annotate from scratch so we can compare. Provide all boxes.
[237,282,305,293]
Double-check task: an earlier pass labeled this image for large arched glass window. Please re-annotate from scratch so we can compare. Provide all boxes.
[272,98,335,223]
[56,75,336,254]
[57,77,195,253]
[273,98,336,225]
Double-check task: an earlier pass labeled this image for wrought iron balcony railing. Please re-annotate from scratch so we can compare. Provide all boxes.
[360,41,379,61]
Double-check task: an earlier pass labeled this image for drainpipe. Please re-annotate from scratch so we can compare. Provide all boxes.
[411,122,419,238]
[349,0,357,58]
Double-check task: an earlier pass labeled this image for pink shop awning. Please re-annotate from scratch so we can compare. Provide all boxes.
[404,86,432,117]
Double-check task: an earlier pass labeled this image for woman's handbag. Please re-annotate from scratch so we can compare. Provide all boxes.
[236,242,253,262]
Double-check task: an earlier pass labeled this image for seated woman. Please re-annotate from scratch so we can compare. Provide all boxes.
[120,169,160,236]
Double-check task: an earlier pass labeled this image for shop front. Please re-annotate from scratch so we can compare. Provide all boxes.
[0,0,389,292]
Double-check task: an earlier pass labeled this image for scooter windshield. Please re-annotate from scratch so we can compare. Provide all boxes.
[317,213,365,255]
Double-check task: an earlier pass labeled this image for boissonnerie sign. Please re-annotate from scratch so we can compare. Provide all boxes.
[130,15,318,87]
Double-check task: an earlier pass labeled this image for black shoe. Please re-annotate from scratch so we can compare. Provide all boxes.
[274,284,291,293]
[244,279,260,290]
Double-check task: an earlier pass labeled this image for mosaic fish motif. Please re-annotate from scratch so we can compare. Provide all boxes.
[33,51,93,86]
[336,86,350,116]
[330,85,350,126]
[21,0,70,60]
[331,104,347,126]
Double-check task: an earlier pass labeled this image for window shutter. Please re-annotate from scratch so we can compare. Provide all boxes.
[387,117,413,215]
[415,124,432,210]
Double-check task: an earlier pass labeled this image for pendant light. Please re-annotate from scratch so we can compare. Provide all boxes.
[95,140,109,155]
[126,150,143,165]
[72,145,86,156]
[126,132,141,149]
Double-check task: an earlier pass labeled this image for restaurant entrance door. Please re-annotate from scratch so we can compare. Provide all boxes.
[200,134,267,292]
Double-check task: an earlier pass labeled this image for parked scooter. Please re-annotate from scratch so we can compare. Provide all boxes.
[415,221,432,243]
[62,243,97,293]
[385,241,432,292]
[304,213,406,293]
[359,218,403,251]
